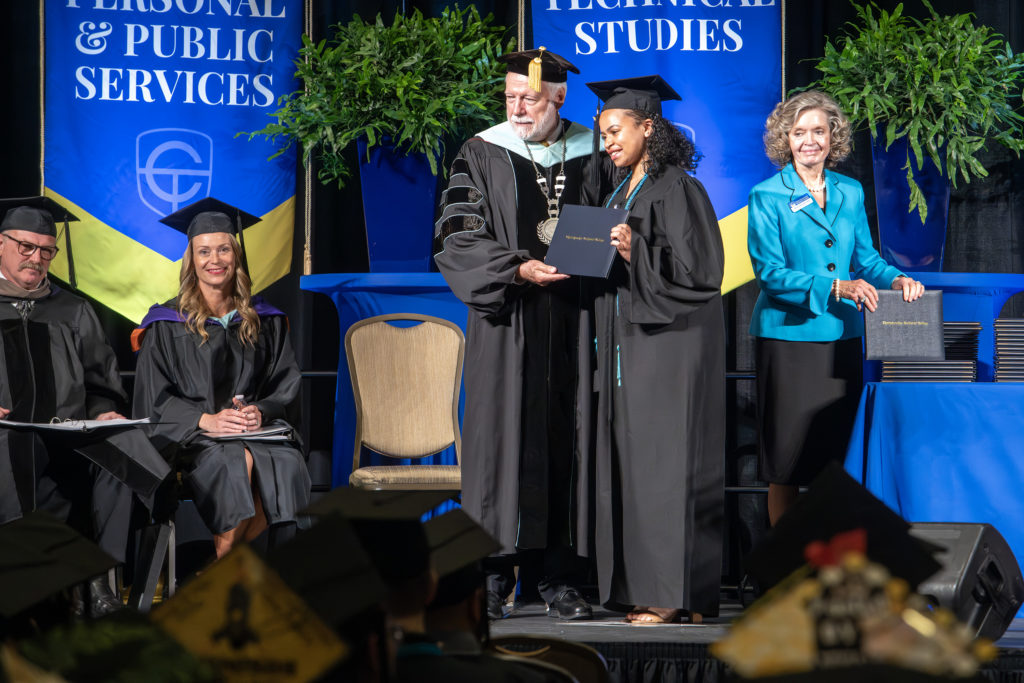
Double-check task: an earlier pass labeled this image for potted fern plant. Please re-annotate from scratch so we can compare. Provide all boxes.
[809,0,1024,271]
[248,7,513,272]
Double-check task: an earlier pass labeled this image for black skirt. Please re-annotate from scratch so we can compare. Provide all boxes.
[755,337,863,485]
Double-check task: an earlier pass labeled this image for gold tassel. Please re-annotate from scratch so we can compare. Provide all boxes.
[303,243,312,275]
[528,46,545,93]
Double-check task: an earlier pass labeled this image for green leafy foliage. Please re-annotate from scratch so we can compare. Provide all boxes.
[244,7,514,188]
[809,0,1024,222]
[16,616,218,682]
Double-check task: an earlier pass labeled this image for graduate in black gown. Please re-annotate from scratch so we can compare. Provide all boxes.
[434,48,613,620]
[132,198,309,558]
[0,196,171,614]
[583,77,726,623]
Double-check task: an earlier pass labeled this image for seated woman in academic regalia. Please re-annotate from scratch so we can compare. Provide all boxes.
[132,198,310,558]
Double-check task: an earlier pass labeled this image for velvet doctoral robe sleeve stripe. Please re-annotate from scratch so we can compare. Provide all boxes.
[627,172,725,325]
[434,140,531,319]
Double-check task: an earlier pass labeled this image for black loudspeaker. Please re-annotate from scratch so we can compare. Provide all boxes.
[908,522,1024,640]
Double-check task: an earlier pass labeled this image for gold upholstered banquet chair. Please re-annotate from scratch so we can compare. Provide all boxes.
[344,313,463,491]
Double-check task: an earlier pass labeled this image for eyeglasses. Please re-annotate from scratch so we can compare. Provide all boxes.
[2,234,59,261]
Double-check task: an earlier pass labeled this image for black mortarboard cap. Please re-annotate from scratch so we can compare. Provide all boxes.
[586,75,682,117]
[265,513,388,627]
[424,509,500,609]
[159,197,259,274]
[499,47,580,90]
[303,488,452,520]
[0,511,116,618]
[302,489,451,582]
[425,509,500,580]
[744,463,942,592]
[0,196,80,288]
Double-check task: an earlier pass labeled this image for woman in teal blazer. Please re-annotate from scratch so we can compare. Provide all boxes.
[747,90,924,525]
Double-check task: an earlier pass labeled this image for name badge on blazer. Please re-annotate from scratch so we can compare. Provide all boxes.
[789,194,814,212]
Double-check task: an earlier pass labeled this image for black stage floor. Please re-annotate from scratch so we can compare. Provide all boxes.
[490,600,1024,682]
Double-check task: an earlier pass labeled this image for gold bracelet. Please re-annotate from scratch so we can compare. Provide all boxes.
[832,278,840,303]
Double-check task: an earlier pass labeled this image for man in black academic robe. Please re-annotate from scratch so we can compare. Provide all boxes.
[434,49,612,620]
[0,197,171,613]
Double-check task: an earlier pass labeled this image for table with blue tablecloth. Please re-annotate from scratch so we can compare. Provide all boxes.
[844,381,1024,615]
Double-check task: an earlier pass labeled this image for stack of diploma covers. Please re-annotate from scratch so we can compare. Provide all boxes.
[994,318,1024,382]
[544,204,629,278]
[865,291,978,382]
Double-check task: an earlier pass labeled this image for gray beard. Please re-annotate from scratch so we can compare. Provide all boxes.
[513,108,560,142]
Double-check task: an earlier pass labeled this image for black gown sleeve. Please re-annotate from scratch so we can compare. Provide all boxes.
[434,139,532,318]
[132,321,205,453]
[75,299,128,418]
[252,316,301,423]
[627,174,725,325]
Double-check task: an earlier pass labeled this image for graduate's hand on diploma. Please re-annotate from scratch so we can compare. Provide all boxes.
[199,409,249,433]
[0,406,9,419]
[95,411,126,420]
[610,224,632,263]
[517,260,569,286]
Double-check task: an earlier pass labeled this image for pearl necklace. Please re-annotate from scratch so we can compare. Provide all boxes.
[803,176,826,193]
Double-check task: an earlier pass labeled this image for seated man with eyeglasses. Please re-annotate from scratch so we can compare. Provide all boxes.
[0,196,171,617]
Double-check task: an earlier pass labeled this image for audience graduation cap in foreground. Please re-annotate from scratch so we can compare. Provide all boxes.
[424,508,502,608]
[265,512,388,628]
[0,511,116,620]
[303,488,452,520]
[744,462,942,592]
[152,543,347,682]
[425,507,502,579]
[302,488,451,582]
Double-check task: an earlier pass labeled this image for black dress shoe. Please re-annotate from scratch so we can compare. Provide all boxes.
[85,575,123,617]
[486,591,505,620]
[546,588,592,620]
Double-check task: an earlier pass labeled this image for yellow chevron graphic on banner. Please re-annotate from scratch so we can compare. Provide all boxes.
[719,205,754,294]
[42,190,294,323]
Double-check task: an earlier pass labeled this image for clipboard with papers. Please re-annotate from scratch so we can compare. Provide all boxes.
[202,424,292,441]
[0,417,151,432]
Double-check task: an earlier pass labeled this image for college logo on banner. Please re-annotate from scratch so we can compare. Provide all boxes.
[136,128,215,216]
[532,0,782,292]
[44,0,302,322]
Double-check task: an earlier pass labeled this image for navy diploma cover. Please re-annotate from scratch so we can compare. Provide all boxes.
[544,204,629,278]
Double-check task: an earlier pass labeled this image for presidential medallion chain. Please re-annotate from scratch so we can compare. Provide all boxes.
[523,135,567,245]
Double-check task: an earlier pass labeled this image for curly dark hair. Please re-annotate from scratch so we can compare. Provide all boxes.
[618,109,702,180]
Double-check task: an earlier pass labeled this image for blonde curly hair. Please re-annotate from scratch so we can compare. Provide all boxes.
[763,90,851,168]
[177,236,260,346]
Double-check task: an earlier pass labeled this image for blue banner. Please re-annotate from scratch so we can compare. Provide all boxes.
[533,0,782,290]
[44,0,301,321]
